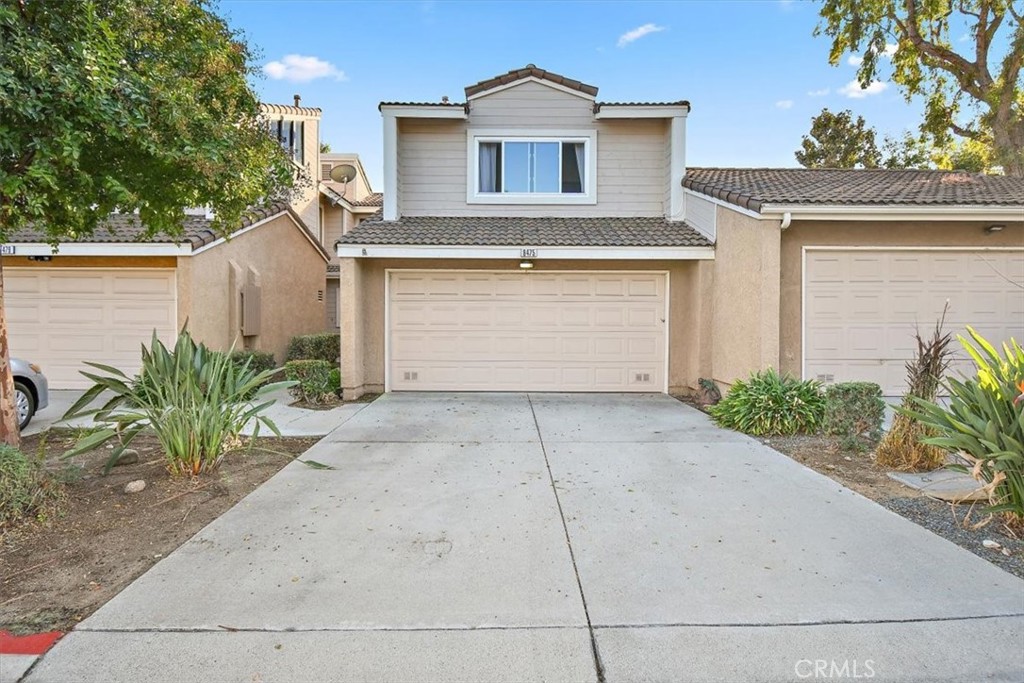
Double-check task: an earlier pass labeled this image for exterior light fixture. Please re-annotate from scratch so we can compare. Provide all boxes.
[519,260,534,270]
[985,224,1005,234]
[28,255,52,262]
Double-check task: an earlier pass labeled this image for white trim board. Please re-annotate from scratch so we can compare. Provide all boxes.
[378,105,467,119]
[383,268,670,394]
[338,245,714,260]
[799,245,1024,382]
[596,105,690,119]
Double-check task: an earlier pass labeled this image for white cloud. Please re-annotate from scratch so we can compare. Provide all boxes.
[617,23,666,48]
[775,100,794,109]
[807,88,830,96]
[847,55,864,66]
[882,43,898,57]
[264,55,347,83]
[838,79,889,98]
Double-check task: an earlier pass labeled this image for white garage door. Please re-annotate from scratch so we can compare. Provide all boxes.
[388,271,667,392]
[804,249,1024,395]
[5,268,178,389]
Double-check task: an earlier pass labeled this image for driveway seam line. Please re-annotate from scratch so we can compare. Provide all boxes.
[527,393,606,683]
[589,612,1024,629]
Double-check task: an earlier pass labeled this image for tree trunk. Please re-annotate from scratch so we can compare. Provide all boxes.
[0,255,22,447]
[991,112,1024,177]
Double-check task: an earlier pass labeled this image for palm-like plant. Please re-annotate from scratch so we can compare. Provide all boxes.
[63,330,291,475]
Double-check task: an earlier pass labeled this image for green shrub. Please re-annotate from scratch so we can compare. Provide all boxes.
[63,330,290,476]
[285,360,337,404]
[229,350,276,376]
[0,445,65,528]
[286,333,340,363]
[709,368,826,436]
[905,327,1024,532]
[823,382,885,443]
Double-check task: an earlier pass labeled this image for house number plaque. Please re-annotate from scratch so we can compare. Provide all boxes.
[521,248,537,258]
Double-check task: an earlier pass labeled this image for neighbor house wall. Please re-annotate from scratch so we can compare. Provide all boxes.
[710,206,782,386]
[779,219,1024,379]
[397,82,671,218]
[178,214,326,362]
[338,258,704,399]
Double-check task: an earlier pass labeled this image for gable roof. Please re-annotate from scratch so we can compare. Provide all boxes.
[9,204,330,260]
[683,168,1024,213]
[465,64,598,99]
[337,215,711,248]
[352,192,384,207]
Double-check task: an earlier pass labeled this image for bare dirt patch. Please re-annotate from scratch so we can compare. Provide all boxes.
[0,431,320,634]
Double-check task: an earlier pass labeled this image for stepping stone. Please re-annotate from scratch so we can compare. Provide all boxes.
[888,469,989,502]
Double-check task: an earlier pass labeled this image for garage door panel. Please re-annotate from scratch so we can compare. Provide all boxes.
[389,271,667,392]
[805,250,1022,395]
[6,268,177,389]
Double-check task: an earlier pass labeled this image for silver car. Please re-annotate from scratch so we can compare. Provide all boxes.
[10,358,49,430]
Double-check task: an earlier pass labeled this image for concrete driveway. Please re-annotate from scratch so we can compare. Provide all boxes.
[26,394,1024,682]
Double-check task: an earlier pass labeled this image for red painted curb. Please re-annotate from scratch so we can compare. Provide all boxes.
[0,630,63,655]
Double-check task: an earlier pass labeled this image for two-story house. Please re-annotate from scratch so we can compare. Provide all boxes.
[336,65,1023,401]
[336,65,710,398]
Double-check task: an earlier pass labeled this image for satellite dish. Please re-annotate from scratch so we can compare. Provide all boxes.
[329,164,357,184]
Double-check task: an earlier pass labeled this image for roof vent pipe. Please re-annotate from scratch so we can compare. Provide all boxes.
[780,211,792,230]
[294,94,301,107]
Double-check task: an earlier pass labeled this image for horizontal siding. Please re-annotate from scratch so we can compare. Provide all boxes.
[469,81,594,128]
[398,89,670,217]
[685,193,716,241]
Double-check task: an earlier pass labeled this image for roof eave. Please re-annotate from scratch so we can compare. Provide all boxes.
[758,203,1024,222]
[336,244,715,260]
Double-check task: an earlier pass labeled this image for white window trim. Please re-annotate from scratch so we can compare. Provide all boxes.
[466,128,598,205]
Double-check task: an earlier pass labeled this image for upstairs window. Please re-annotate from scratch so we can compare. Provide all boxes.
[478,140,585,194]
[267,119,305,165]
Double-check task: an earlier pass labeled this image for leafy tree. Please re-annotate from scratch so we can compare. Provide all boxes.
[882,130,998,172]
[880,131,934,169]
[320,142,332,153]
[816,0,1024,176]
[796,108,882,168]
[0,0,295,445]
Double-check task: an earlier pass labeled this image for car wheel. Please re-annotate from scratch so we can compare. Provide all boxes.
[14,381,35,431]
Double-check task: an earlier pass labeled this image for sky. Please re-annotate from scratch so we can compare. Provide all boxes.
[220,0,937,190]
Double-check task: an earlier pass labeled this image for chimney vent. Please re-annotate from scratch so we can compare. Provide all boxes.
[293,94,301,107]
[441,95,449,103]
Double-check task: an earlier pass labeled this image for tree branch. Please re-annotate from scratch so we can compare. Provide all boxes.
[950,120,981,140]
[903,0,991,98]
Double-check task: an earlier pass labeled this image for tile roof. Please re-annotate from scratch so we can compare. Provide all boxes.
[260,103,322,117]
[683,168,1024,212]
[595,101,690,109]
[338,215,712,248]
[8,203,330,258]
[465,64,599,98]
[352,192,384,207]
[379,101,466,109]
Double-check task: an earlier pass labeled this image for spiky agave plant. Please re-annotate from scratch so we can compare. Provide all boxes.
[876,306,954,471]
[62,330,292,475]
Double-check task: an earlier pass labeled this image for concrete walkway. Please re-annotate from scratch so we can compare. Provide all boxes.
[24,394,1024,682]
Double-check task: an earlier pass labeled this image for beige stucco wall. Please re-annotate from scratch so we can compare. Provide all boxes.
[397,82,670,218]
[707,206,782,386]
[177,214,327,363]
[338,258,706,399]
[278,114,321,237]
[779,219,1024,379]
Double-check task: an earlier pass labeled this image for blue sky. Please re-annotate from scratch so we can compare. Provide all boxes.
[220,0,931,189]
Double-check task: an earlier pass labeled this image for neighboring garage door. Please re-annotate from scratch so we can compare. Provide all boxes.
[388,271,667,392]
[804,249,1024,395]
[5,268,178,389]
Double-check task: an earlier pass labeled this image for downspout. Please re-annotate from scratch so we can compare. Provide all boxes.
[780,211,792,230]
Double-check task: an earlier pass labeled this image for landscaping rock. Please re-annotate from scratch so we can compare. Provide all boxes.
[982,539,1001,550]
[113,449,140,466]
[124,480,146,494]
